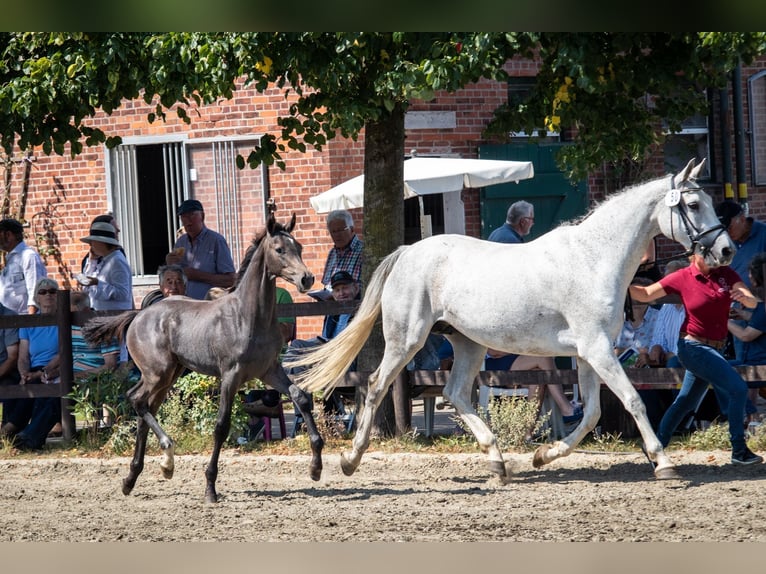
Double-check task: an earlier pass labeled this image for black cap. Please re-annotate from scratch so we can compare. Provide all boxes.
[715,200,743,228]
[177,199,204,216]
[0,218,23,235]
[330,271,355,288]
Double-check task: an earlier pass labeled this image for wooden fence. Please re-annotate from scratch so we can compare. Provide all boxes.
[2,291,766,441]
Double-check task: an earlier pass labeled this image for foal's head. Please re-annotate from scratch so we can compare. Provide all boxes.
[256,213,314,292]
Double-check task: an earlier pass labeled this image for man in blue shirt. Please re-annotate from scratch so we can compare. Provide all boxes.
[487,200,535,244]
[166,199,236,300]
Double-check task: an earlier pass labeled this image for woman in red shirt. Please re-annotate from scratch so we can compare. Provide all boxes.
[630,253,763,466]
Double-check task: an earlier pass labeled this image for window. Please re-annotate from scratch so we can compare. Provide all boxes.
[663,112,711,180]
[106,138,187,278]
[748,70,766,186]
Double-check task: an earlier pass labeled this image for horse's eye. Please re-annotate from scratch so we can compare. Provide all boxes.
[687,202,699,211]
[275,247,284,255]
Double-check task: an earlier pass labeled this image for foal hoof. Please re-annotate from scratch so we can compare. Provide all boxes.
[532,444,552,468]
[121,479,134,496]
[340,453,357,476]
[309,463,322,482]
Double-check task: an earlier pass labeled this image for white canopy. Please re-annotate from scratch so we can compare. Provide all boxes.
[309,157,535,213]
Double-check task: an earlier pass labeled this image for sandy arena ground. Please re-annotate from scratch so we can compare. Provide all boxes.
[1,447,765,542]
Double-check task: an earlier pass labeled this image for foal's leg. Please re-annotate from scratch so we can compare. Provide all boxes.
[204,372,240,503]
[443,336,509,478]
[264,364,324,481]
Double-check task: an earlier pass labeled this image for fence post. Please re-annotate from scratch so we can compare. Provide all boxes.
[56,290,76,440]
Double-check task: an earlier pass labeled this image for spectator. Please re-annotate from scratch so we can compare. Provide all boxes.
[141,264,188,308]
[69,291,120,379]
[285,270,361,415]
[165,199,236,300]
[0,302,21,437]
[726,252,766,423]
[8,278,61,450]
[487,200,534,244]
[614,277,662,368]
[630,252,763,466]
[81,213,123,275]
[321,209,363,288]
[76,221,133,312]
[715,200,766,362]
[0,218,47,314]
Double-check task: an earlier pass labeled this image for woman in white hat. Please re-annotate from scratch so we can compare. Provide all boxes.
[77,221,133,312]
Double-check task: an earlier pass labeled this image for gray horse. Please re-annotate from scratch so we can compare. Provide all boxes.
[84,213,320,503]
[289,159,734,481]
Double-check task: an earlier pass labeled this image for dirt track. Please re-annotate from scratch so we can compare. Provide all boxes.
[2,448,765,542]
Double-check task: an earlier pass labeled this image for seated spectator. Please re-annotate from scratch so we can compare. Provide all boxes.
[615,277,662,367]
[141,264,188,308]
[0,302,21,437]
[284,270,361,415]
[8,278,61,450]
[70,291,120,378]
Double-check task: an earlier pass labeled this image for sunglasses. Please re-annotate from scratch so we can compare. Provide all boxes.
[37,289,57,295]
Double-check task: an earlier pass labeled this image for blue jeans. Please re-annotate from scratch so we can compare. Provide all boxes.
[657,338,748,452]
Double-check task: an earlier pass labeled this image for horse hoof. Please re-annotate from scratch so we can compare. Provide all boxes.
[309,464,322,482]
[340,454,357,476]
[205,492,219,504]
[532,444,552,468]
[488,460,507,477]
[161,466,174,480]
[654,465,681,480]
[121,479,134,496]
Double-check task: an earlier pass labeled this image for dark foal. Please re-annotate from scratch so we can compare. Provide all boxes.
[84,213,323,503]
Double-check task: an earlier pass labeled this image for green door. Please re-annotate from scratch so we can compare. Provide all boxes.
[479,143,588,240]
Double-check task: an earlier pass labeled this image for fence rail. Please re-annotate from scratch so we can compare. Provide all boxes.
[3,292,765,441]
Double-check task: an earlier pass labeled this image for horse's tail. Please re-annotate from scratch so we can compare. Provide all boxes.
[288,246,409,393]
[81,310,140,346]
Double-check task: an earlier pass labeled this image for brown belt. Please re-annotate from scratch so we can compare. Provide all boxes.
[680,332,726,351]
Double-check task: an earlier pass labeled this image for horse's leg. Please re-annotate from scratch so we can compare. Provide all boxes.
[547,345,678,479]
[442,336,509,478]
[204,373,239,503]
[264,364,324,481]
[532,357,602,468]
[122,412,151,496]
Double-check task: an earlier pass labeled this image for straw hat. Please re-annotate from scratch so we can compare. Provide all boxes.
[80,222,121,246]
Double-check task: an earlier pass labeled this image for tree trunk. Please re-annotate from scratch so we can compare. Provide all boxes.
[357,104,405,438]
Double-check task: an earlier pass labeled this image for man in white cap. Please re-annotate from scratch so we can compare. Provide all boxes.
[0,218,47,314]
[166,199,236,300]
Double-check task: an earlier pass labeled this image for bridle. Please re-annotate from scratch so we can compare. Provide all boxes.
[661,174,727,264]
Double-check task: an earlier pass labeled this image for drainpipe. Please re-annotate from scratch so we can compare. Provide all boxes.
[719,85,733,200]
[732,60,748,212]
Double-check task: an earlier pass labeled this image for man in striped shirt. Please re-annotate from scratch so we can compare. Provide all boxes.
[321,210,363,288]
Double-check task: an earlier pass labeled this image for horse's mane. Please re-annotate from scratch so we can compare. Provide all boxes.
[562,173,670,228]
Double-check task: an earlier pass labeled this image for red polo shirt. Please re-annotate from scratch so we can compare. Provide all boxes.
[660,264,743,341]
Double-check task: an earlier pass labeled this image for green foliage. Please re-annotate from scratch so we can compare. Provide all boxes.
[680,421,738,451]
[484,32,766,182]
[67,367,132,443]
[456,395,550,451]
[156,371,248,447]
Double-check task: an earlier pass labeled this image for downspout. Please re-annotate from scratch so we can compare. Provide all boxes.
[733,60,748,212]
[719,85,733,199]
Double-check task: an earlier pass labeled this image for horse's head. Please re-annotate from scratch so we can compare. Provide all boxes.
[265,213,315,292]
[657,158,736,268]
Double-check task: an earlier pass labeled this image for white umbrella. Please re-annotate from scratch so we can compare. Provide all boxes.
[310,157,535,213]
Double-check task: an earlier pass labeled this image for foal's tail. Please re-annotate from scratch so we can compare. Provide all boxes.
[289,246,409,394]
[82,310,140,347]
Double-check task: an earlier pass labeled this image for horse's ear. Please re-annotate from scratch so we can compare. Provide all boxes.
[674,158,697,187]
[266,212,277,234]
[689,158,707,181]
[285,213,296,233]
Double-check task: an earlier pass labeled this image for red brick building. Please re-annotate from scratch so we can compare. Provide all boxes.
[5,57,766,337]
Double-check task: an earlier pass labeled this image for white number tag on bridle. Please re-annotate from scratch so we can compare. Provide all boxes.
[665,189,681,207]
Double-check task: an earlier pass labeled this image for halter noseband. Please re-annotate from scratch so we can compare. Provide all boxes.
[666,174,727,261]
